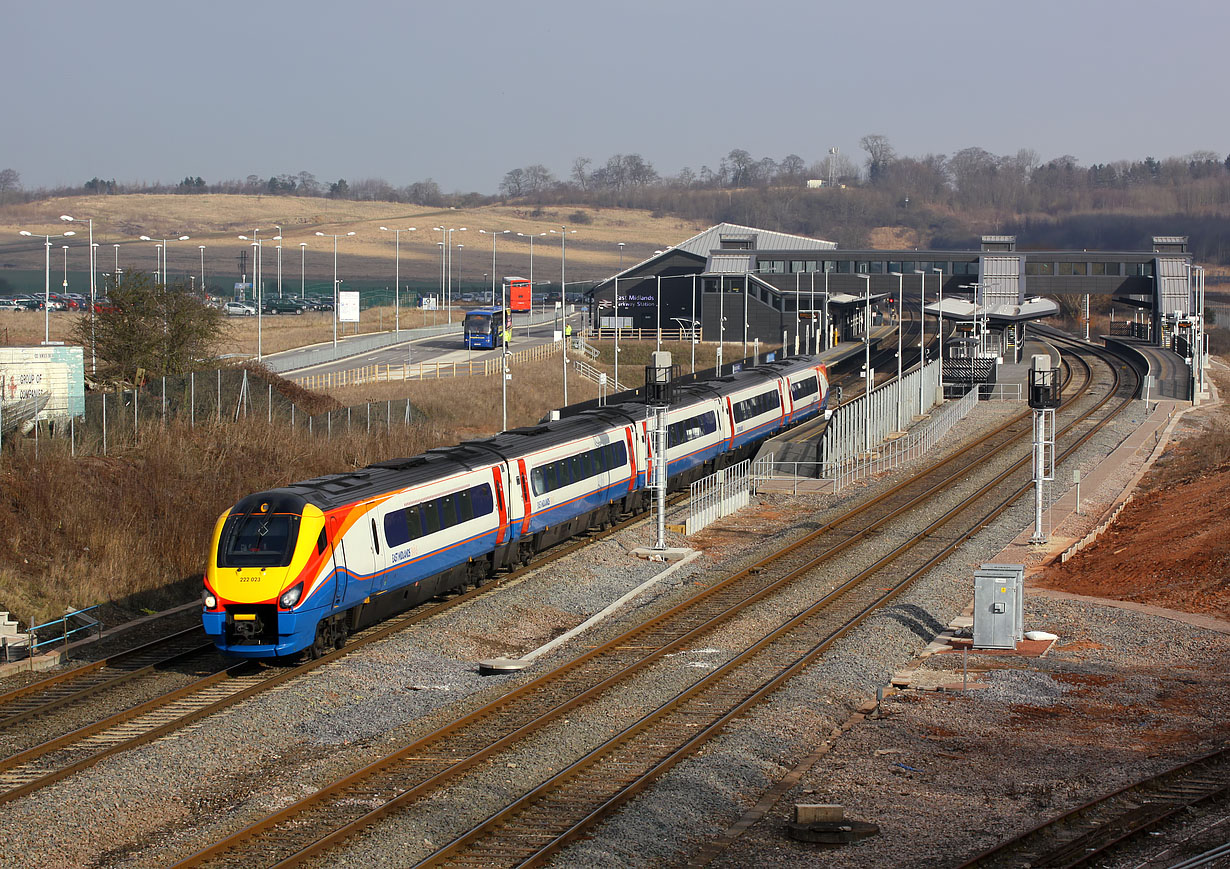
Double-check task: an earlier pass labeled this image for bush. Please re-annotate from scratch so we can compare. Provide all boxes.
[568,210,593,225]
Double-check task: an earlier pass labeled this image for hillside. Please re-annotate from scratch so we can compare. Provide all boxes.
[0,195,709,291]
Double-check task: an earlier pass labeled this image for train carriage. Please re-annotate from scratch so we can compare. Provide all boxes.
[204,355,829,660]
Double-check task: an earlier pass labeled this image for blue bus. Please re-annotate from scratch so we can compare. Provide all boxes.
[464,306,508,349]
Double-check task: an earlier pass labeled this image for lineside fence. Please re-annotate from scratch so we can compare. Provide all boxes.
[8,367,424,459]
[753,382,984,495]
[291,340,565,390]
[686,460,751,535]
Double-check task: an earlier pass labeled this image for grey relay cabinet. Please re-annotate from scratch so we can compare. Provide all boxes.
[973,564,1025,650]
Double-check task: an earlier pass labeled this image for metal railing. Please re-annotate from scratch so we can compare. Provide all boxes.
[754,384,981,494]
[571,358,629,394]
[264,310,564,375]
[291,340,565,390]
[820,360,942,468]
[686,460,751,535]
[30,605,102,652]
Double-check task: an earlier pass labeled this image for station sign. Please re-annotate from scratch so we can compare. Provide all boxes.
[0,345,85,421]
[338,291,360,323]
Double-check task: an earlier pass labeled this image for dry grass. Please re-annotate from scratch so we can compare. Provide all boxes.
[0,355,611,625]
[0,194,708,286]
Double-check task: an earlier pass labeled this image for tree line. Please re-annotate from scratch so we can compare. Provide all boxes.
[4,134,1230,261]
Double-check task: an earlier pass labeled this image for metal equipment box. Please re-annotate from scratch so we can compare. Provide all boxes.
[973,564,1024,649]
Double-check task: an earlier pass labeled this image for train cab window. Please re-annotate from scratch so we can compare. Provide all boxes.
[317,529,328,555]
[217,512,301,568]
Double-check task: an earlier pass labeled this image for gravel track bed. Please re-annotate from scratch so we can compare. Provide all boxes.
[0,657,224,758]
[0,378,1156,868]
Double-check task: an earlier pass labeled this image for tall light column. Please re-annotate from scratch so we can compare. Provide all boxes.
[517,231,546,322]
[60,214,95,367]
[551,226,577,404]
[274,226,283,298]
[19,228,75,343]
[299,242,307,299]
[924,267,944,400]
[315,231,356,348]
[857,274,872,453]
[478,229,510,306]
[919,269,926,409]
[380,226,417,333]
[198,245,207,296]
[890,271,903,431]
[824,268,831,352]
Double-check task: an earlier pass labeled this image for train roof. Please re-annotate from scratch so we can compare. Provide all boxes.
[460,406,643,460]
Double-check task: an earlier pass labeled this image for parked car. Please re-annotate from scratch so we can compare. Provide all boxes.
[10,294,44,311]
[224,301,256,316]
[92,297,116,313]
[304,297,333,311]
[262,297,307,315]
[0,298,23,312]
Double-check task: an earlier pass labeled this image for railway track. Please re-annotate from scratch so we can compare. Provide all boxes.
[0,496,674,808]
[168,339,1137,867]
[954,747,1230,868]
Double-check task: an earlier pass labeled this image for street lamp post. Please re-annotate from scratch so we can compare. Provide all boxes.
[478,229,510,307]
[617,241,625,271]
[857,274,872,453]
[890,272,904,431]
[915,268,932,407]
[198,245,206,296]
[315,231,356,348]
[60,214,96,367]
[380,226,417,333]
[299,242,307,299]
[19,227,75,343]
[274,226,283,299]
[517,231,546,330]
[928,267,944,399]
[551,226,577,405]
[240,236,265,359]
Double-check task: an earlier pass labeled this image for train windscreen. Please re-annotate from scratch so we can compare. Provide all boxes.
[217,511,301,568]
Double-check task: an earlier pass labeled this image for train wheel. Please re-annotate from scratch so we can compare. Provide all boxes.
[333,622,349,650]
[309,622,331,659]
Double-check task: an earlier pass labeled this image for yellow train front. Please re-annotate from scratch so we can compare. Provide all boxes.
[202,490,335,659]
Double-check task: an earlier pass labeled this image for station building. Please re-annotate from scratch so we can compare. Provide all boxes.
[585,223,1198,365]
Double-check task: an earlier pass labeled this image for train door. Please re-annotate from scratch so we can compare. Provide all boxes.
[328,515,348,609]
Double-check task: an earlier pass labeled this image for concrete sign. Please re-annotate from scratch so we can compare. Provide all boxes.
[0,345,85,421]
[338,291,360,323]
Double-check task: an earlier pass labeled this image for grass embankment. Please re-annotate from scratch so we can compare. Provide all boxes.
[0,353,621,627]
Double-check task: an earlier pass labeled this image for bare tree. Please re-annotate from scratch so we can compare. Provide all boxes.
[571,157,592,191]
[0,168,21,200]
[859,134,896,183]
[500,168,525,197]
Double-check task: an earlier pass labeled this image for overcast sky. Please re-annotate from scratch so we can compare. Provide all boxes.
[5,0,1227,195]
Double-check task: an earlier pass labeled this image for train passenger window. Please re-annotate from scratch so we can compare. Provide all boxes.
[471,484,494,517]
[404,505,422,540]
[421,501,442,536]
[569,454,585,483]
[611,441,627,468]
[456,488,473,522]
[703,412,717,434]
[384,510,411,548]
[791,377,818,400]
[439,494,458,528]
[531,466,546,496]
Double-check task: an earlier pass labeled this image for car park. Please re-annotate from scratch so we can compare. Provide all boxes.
[0,298,23,312]
[224,301,256,316]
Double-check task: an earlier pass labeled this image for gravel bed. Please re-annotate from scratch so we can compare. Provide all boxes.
[0,383,1174,868]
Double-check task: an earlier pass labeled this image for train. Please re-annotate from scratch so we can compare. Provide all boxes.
[202,356,830,660]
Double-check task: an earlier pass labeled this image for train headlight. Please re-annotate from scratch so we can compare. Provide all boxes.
[279,582,304,609]
[203,589,217,610]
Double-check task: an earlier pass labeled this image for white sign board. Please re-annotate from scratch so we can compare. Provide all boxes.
[420,296,438,311]
[338,291,360,323]
[0,345,85,421]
